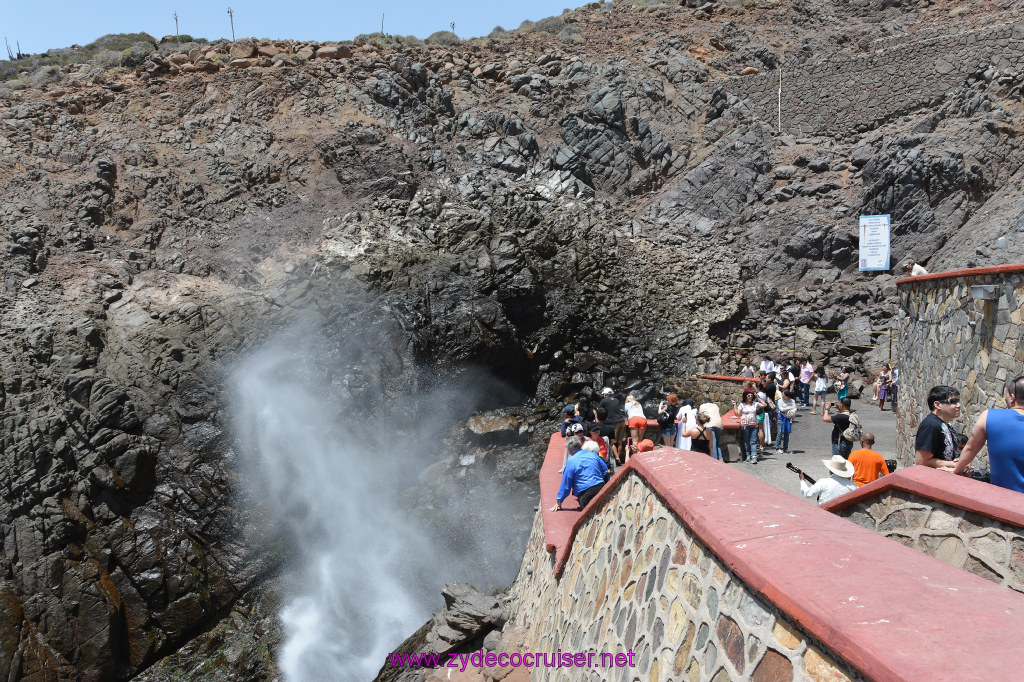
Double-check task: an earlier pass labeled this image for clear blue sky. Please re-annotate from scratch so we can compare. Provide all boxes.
[6,0,591,56]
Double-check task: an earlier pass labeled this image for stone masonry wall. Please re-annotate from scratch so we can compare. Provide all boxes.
[834,488,1024,593]
[668,376,748,416]
[507,474,860,681]
[895,266,1024,467]
[726,19,1024,136]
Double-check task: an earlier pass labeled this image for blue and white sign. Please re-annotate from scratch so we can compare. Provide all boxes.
[858,214,890,271]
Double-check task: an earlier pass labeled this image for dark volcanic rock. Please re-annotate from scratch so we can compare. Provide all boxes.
[1,1,1023,679]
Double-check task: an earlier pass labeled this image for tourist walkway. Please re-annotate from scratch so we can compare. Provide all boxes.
[729,397,899,499]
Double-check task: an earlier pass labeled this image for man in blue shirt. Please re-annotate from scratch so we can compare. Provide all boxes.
[952,374,1024,492]
[550,441,609,511]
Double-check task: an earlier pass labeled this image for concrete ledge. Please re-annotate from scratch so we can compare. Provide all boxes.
[821,466,1024,528]
[698,374,751,382]
[541,442,1024,681]
[897,262,1024,285]
[539,432,630,557]
[696,372,753,382]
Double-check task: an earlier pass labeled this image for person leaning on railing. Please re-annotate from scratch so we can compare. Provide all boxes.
[698,399,724,461]
[625,394,647,447]
[951,375,1024,492]
[550,439,608,511]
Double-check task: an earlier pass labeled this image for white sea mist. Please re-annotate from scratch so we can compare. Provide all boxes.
[231,323,529,681]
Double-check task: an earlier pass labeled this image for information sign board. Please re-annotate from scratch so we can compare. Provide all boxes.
[859,215,890,271]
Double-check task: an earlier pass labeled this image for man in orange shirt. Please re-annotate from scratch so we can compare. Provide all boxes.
[848,432,889,487]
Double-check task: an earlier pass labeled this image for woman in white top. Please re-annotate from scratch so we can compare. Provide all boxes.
[775,390,797,453]
[732,392,767,464]
[811,367,829,415]
[625,395,647,446]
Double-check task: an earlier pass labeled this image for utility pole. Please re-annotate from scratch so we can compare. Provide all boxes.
[777,68,783,134]
[227,6,235,41]
[381,13,384,35]
[173,11,179,39]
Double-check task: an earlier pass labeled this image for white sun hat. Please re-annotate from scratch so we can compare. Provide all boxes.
[822,455,855,478]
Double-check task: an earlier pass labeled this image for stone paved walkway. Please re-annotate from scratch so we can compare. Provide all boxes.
[722,395,899,501]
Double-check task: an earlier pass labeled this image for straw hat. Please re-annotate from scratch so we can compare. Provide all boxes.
[822,455,855,478]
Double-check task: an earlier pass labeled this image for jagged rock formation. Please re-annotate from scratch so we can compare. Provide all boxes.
[2,0,1024,678]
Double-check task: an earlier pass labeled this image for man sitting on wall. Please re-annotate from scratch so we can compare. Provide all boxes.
[800,455,858,505]
[550,439,609,511]
[848,432,889,486]
[914,385,961,470]
[952,375,1024,492]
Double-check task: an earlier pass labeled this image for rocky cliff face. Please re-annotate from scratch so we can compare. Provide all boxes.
[2,0,1024,678]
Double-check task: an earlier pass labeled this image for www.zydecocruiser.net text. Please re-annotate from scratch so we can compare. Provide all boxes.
[388,649,637,671]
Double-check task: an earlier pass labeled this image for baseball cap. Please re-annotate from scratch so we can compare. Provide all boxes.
[562,405,576,414]
[601,387,613,395]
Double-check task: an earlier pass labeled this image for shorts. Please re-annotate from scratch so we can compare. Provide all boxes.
[613,421,628,444]
[814,389,827,396]
[628,416,647,430]
[662,425,678,437]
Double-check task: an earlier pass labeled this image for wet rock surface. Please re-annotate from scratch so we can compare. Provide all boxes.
[1,0,1023,678]
[375,582,509,682]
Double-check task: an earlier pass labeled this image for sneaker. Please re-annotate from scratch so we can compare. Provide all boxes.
[752,459,758,464]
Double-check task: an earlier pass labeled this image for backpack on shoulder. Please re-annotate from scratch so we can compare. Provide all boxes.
[842,412,863,442]
[657,406,677,430]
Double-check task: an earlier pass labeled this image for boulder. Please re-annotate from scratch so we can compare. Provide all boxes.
[838,315,873,347]
[439,582,506,636]
[315,45,352,59]
[465,414,525,446]
[474,63,501,79]
[229,40,256,59]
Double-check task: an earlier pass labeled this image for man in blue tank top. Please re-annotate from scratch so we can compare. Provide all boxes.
[952,375,1024,492]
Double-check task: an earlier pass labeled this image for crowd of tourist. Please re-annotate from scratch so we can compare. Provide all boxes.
[552,361,1024,512]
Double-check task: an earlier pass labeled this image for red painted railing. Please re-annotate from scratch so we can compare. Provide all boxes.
[539,433,1024,681]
